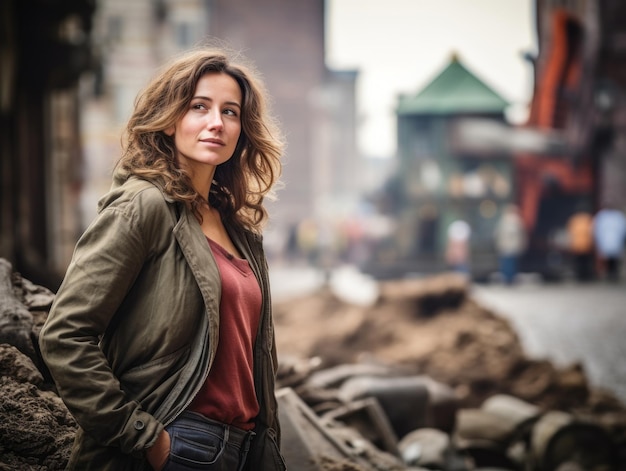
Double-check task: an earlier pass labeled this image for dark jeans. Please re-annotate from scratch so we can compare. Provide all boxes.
[573,252,594,281]
[499,255,518,285]
[163,411,255,471]
[605,257,621,282]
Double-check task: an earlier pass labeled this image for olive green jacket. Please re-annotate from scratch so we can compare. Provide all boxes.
[39,173,280,470]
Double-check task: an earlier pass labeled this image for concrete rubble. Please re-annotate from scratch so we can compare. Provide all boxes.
[1,257,625,470]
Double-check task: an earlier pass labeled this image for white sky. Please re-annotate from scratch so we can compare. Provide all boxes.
[326,0,537,158]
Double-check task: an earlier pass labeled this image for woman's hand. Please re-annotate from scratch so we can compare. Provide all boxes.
[146,429,171,471]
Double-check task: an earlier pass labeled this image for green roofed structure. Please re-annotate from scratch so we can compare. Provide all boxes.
[368,54,516,281]
[397,54,509,116]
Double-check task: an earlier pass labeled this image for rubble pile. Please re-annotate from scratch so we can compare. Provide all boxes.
[1,258,625,470]
[272,272,626,469]
[274,273,593,410]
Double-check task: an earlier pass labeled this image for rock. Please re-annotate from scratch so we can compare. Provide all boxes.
[0,344,44,387]
[0,259,35,360]
[398,428,450,468]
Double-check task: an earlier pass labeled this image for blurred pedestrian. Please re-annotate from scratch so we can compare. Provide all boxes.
[297,218,319,264]
[445,219,471,275]
[39,47,286,470]
[593,202,626,282]
[494,204,527,285]
[566,205,595,281]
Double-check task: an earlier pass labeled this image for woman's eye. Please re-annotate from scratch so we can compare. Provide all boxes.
[223,109,238,116]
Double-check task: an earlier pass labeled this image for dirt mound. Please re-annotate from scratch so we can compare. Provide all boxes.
[273,273,610,411]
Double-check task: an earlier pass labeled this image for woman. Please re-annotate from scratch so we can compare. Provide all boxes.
[39,47,286,471]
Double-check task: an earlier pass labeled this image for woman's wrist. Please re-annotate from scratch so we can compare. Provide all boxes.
[145,429,170,471]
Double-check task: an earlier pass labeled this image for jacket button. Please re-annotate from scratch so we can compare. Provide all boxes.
[134,420,145,430]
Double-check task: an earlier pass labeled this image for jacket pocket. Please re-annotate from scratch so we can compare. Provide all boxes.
[119,346,190,402]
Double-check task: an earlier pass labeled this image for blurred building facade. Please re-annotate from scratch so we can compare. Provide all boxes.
[0,0,97,288]
[366,55,513,279]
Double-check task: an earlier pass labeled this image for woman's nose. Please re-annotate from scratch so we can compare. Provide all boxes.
[206,110,223,130]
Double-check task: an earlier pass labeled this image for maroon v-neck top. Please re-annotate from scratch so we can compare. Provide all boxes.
[188,238,261,430]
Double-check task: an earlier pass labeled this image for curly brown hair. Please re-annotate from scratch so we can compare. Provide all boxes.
[116,47,284,232]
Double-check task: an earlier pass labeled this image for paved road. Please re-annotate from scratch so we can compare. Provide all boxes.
[471,281,626,404]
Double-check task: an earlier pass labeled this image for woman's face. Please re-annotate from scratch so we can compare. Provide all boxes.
[167,72,242,176]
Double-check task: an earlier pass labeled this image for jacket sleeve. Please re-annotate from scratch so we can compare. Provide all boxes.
[39,202,164,456]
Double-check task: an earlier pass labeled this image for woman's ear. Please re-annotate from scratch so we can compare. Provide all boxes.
[164,126,175,137]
